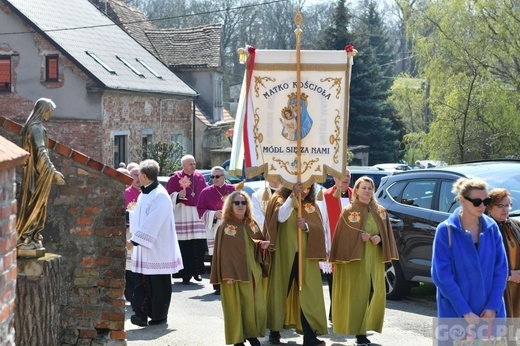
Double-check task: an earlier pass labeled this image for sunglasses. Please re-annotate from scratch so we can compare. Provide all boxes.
[463,195,491,207]
[210,175,223,179]
[232,201,247,206]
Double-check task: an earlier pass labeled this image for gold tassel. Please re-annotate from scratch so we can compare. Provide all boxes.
[235,180,245,191]
[262,187,270,201]
[316,187,323,201]
[291,194,299,209]
[333,186,342,199]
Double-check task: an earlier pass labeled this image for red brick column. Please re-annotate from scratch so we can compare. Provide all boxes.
[0,169,18,345]
[0,136,29,346]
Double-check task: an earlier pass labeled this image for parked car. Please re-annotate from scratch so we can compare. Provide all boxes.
[376,160,520,300]
[306,166,393,190]
[373,163,413,172]
[221,159,264,183]
[349,166,393,190]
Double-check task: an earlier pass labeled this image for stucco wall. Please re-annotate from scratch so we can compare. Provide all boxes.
[0,3,102,121]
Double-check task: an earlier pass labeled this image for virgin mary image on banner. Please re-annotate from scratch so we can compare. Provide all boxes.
[280,92,313,141]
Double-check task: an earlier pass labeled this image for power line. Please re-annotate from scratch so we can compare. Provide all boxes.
[0,0,290,36]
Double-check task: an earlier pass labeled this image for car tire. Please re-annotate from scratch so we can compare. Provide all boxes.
[385,260,411,300]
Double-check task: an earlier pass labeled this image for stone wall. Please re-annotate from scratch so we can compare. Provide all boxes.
[101,92,193,167]
[0,119,132,345]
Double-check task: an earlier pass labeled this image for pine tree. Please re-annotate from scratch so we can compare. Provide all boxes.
[316,0,351,50]
[319,0,404,164]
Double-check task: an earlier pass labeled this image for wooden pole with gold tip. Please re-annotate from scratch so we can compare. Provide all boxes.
[294,8,304,291]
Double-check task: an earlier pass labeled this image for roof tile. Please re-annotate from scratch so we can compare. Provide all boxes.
[146,25,222,69]
[0,136,28,171]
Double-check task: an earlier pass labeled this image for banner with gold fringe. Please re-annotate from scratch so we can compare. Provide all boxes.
[229,46,355,189]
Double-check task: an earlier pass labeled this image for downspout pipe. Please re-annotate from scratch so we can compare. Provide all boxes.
[192,96,198,162]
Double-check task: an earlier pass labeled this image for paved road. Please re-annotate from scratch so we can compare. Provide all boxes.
[125,272,437,346]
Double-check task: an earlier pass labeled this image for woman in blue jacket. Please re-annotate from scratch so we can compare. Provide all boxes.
[432,177,507,325]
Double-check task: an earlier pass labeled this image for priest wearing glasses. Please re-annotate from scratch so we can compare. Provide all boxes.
[166,155,208,284]
[197,166,235,294]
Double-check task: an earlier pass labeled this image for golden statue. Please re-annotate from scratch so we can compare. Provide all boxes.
[16,98,65,256]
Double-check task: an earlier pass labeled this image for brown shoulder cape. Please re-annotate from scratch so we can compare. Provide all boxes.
[210,218,266,283]
[329,200,398,263]
[264,195,326,260]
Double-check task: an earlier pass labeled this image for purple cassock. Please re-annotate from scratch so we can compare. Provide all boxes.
[197,184,236,218]
[196,183,235,255]
[165,171,207,206]
[164,170,208,281]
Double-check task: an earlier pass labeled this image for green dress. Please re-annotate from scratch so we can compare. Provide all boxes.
[266,210,328,335]
[332,213,385,334]
[218,223,267,344]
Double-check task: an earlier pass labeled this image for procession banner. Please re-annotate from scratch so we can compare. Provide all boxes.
[229,47,353,189]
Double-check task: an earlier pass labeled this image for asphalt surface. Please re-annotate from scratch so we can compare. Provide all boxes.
[125,270,438,346]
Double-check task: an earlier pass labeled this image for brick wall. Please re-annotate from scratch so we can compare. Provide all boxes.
[0,135,28,346]
[0,168,18,346]
[0,122,132,345]
[44,155,128,345]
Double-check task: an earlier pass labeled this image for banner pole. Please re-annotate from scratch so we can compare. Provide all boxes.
[294,8,303,291]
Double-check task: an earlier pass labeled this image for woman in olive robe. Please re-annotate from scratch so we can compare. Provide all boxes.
[330,176,398,346]
[264,183,328,346]
[210,190,270,346]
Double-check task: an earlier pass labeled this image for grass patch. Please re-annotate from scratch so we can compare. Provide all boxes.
[409,282,437,302]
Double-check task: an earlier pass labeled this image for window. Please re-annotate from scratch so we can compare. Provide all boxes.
[116,55,144,77]
[170,134,183,146]
[0,56,11,92]
[114,135,127,167]
[86,51,116,74]
[213,76,223,107]
[141,133,153,159]
[400,180,436,209]
[439,180,458,213]
[136,58,162,79]
[46,55,59,82]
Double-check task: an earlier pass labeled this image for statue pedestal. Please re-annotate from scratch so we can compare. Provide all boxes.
[17,247,45,258]
[15,253,62,346]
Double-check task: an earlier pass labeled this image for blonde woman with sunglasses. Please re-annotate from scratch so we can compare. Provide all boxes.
[210,190,270,346]
[431,178,508,330]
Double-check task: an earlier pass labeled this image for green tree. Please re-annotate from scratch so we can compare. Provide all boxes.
[407,0,520,163]
[133,141,185,175]
[388,74,429,163]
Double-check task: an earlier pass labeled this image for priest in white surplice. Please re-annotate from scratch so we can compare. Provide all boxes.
[251,178,280,230]
[128,159,183,327]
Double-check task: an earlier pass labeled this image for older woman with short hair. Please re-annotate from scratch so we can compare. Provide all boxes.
[486,188,520,317]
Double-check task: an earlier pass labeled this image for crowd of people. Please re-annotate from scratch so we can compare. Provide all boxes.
[121,157,519,346]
